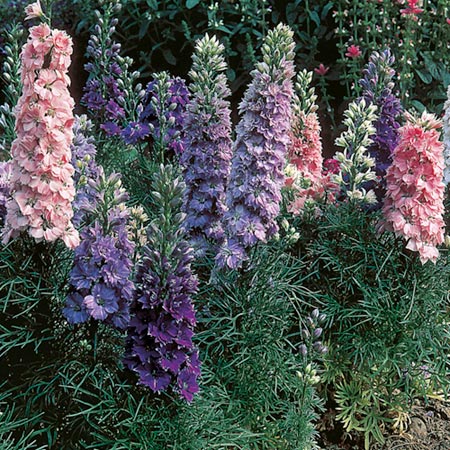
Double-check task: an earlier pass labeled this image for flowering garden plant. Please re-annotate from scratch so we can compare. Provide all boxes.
[0,1,450,449]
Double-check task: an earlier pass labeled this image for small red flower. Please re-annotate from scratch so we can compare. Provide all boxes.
[314,63,329,76]
[446,18,450,25]
[400,0,423,16]
[345,44,362,59]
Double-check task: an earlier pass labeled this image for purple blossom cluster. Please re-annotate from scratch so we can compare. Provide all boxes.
[124,165,200,402]
[70,115,101,227]
[81,2,128,136]
[180,34,233,245]
[122,74,189,155]
[217,24,295,269]
[0,161,11,228]
[63,174,135,329]
[359,48,403,204]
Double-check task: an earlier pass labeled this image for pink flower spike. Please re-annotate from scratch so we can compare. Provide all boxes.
[25,1,43,20]
[314,64,329,76]
[345,44,362,59]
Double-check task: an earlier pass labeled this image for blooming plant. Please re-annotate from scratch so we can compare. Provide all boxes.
[63,172,135,328]
[181,34,233,246]
[218,23,295,269]
[3,21,79,248]
[333,99,378,204]
[359,48,403,205]
[124,164,200,402]
[380,111,445,264]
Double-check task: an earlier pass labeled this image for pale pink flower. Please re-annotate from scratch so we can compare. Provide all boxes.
[3,24,79,249]
[25,1,43,21]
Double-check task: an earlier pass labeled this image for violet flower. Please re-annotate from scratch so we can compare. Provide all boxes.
[122,73,189,158]
[124,164,200,402]
[82,2,142,135]
[217,24,296,269]
[359,48,403,205]
[180,34,233,246]
[63,173,135,329]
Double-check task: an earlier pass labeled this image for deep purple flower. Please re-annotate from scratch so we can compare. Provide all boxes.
[81,2,137,135]
[359,48,403,205]
[218,25,295,269]
[124,165,200,402]
[121,121,151,145]
[181,35,233,246]
[123,74,189,154]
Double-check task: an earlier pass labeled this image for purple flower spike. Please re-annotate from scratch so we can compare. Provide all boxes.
[62,173,135,329]
[124,165,200,402]
[181,34,233,246]
[359,48,403,206]
[218,24,296,269]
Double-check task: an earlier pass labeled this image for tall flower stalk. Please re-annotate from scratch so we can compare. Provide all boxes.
[82,0,141,136]
[181,34,233,246]
[218,23,296,269]
[123,72,189,159]
[380,112,445,264]
[3,23,79,248]
[359,48,403,204]
[333,99,378,204]
[124,165,200,402]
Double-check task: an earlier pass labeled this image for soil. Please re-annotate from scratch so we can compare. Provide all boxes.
[318,398,450,449]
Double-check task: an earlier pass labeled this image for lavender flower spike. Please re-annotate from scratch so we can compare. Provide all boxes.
[181,34,233,246]
[217,24,296,269]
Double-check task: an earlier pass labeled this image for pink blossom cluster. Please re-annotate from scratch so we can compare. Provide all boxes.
[289,111,323,185]
[380,112,445,264]
[3,23,79,248]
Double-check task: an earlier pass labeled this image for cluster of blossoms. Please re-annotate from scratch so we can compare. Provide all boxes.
[218,24,295,269]
[181,34,233,246]
[63,173,135,328]
[70,115,101,227]
[333,99,378,204]
[285,70,337,215]
[82,1,141,136]
[380,112,445,264]
[122,73,189,156]
[442,85,450,185]
[359,48,403,205]
[124,165,200,402]
[3,22,79,248]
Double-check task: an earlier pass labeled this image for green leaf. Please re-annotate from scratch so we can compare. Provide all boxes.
[410,99,426,113]
[415,69,432,84]
[322,2,334,20]
[309,10,321,27]
[186,0,200,8]
[226,68,236,82]
[162,49,177,65]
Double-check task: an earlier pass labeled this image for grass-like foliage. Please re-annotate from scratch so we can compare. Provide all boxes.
[290,202,450,447]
